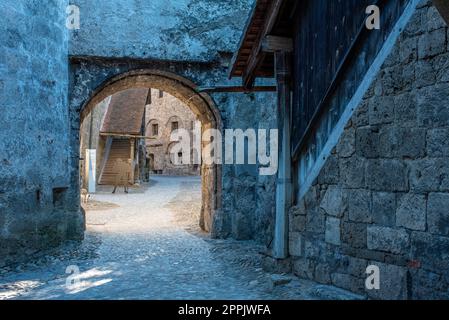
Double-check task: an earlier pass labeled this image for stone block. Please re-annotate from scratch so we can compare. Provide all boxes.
[355,127,379,158]
[305,208,325,234]
[409,159,449,192]
[368,96,395,125]
[319,185,346,218]
[352,99,369,127]
[427,129,449,157]
[337,127,355,158]
[366,262,408,300]
[396,193,427,231]
[331,273,365,294]
[290,198,306,216]
[348,189,372,223]
[417,83,449,127]
[315,263,331,284]
[393,91,417,128]
[289,232,303,257]
[425,6,447,32]
[289,214,306,233]
[372,192,396,227]
[399,36,418,64]
[378,127,426,159]
[415,59,436,88]
[367,226,410,254]
[411,231,449,272]
[325,217,341,246]
[434,53,449,83]
[292,258,315,280]
[410,269,449,300]
[304,240,323,259]
[418,28,447,59]
[341,222,367,249]
[262,256,292,274]
[317,155,339,185]
[428,193,449,236]
[339,255,368,278]
[339,157,366,189]
[366,159,408,192]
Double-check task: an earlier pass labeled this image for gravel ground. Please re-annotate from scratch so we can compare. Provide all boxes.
[0,176,362,300]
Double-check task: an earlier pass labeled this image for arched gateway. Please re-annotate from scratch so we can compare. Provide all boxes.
[73,69,223,233]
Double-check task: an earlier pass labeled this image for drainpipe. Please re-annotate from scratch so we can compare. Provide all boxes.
[273,51,292,259]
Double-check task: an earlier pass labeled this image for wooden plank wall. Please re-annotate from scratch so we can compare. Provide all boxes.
[291,0,409,154]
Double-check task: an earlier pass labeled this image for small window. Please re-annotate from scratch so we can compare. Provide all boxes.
[159,90,164,98]
[178,152,183,158]
[171,121,179,132]
[152,123,159,136]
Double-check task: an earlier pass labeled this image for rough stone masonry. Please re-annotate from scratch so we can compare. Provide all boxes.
[0,0,84,266]
[286,1,449,300]
[0,0,277,266]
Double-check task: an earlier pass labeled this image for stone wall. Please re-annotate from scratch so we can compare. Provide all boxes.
[215,91,278,242]
[288,1,449,299]
[145,89,200,176]
[69,0,253,62]
[70,58,278,243]
[0,0,84,266]
[66,0,278,242]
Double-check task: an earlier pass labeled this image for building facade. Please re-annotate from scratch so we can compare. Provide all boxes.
[145,89,200,176]
[231,0,449,299]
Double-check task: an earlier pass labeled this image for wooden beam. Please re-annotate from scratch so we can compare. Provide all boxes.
[100,133,156,140]
[197,86,277,93]
[262,35,293,53]
[242,0,285,88]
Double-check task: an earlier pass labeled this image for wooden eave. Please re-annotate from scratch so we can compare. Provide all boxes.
[228,0,285,87]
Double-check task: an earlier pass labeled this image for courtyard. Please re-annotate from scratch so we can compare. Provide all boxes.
[0,176,359,300]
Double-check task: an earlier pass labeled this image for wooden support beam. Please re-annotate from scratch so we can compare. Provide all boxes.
[100,133,156,140]
[197,86,277,93]
[274,51,292,259]
[242,0,285,88]
[262,35,293,53]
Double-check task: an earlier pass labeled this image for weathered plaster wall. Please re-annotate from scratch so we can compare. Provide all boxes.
[0,0,84,266]
[288,1,449,299]
[69,0,253,62]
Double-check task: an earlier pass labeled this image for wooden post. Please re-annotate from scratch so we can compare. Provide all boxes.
[274,51,292,259]
[130,138,135,184]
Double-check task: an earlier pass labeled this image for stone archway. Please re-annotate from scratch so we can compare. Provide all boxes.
[77,69,222,233]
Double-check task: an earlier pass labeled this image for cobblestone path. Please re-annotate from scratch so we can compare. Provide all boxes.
[0,176,361,300]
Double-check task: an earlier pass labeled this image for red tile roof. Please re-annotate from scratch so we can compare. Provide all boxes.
[100,89,149,135]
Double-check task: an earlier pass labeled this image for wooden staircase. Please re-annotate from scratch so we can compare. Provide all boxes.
[99,138,131,185]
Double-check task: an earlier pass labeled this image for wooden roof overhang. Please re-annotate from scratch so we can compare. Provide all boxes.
[228,0,296,88]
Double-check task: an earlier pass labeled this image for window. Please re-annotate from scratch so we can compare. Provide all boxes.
[159,90,164,98]
[171,121,179,132]
[152,123,159,136]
